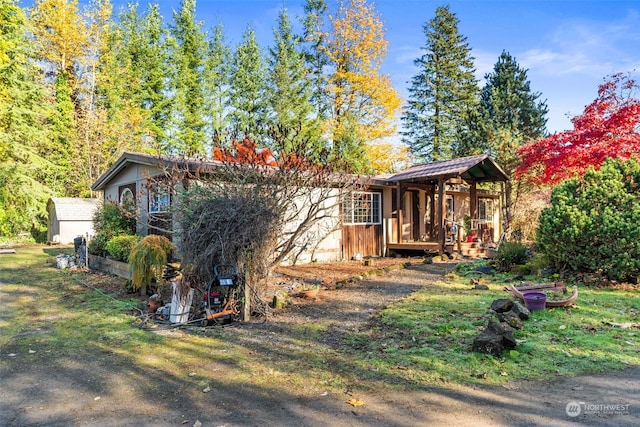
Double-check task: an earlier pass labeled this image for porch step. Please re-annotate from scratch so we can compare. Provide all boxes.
[458,242,488,258]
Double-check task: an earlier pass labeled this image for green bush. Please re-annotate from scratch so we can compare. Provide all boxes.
[105,235,141,262]
[129,235,176,295]
[537,157,640,282]
[494,241,529,272]
[88,202,136,255]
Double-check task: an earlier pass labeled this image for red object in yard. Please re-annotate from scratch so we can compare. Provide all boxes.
[148,298,162,313]
[204,291,221,301]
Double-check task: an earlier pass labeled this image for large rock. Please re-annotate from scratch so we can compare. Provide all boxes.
[472,319,517,357]
[490,298,513,313]
[509,301,531,320]
[497,311,524,329]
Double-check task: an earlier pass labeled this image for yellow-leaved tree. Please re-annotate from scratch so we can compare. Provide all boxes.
[327,0,401,172]
[365,142,411,175]
[30,0,88,81]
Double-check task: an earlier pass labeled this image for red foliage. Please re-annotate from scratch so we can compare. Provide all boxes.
[212,138,321,171]
[213,138,278,166]
[516,73,640,185]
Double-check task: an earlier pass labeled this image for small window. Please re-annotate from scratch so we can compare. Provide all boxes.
[343,192,381,225]
[120,188,135,212]
[149,186,170,213]
[479,198,493,222]
[446,196,454,222]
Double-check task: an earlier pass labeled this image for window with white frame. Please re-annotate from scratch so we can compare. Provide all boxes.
[149,185,171,213]
[478,198,494,222]
[343,192,381,225]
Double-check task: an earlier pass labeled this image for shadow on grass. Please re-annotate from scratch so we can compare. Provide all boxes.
[1,249,638,426]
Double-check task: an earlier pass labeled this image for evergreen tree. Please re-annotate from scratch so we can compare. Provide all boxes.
[49,72,75,180]
[267,8,322,159]
[203,24,231,147]
[102,2,174,154]
[479,50,548,235]
[169,0,208,156]
[136,2,172,151]
[228,25,268,141]
[99,2,148,156]
[0,0,56,238]
[401,5,479,162]
[479,50,548,169]
[302,0,330,121]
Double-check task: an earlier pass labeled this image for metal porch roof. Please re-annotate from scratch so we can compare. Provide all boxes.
[388,154,509,184]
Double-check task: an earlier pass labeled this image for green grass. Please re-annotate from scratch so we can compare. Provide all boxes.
[1,247,639,396]
[345,262,640,386]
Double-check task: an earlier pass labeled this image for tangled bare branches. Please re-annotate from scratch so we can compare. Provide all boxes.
[165,158,359,314]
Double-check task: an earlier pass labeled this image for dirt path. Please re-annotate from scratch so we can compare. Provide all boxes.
[1,263,639,426]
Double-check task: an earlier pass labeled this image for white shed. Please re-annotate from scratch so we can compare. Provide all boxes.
[47,198,102,244]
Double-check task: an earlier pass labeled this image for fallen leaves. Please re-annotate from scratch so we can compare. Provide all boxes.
[347,398,364,407]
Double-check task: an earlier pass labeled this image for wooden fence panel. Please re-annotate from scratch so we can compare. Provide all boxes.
[342,224,383,260]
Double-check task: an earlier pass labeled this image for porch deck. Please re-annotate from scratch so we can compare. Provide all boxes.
[387,241,489,258]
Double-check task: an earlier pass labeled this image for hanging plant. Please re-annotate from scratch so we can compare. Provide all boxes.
[129,235,176,296]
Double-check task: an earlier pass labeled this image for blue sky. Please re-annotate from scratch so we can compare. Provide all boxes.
[102,1,640,135]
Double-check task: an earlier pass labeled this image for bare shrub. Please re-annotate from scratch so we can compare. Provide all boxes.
[144,136,363,317]
[511,187,551,242]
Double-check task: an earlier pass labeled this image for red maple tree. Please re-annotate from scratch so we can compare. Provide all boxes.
[213,137,278,166]
[516,73,640,185]
[212,137,320,171]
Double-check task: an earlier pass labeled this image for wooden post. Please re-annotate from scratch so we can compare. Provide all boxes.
[438,177,446,253]
[470,182,478,236]
[429,186,436,239]
[242,279,251,322]
[396,182,403,243]
[418,190,426,239]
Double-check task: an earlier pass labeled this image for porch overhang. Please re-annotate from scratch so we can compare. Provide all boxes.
[386,154,509,254]
[387,154,509,185]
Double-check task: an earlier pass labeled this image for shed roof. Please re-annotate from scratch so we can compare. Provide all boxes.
[388,154,509,184]
[48,198,102,221]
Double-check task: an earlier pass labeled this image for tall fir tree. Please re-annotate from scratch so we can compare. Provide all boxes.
[137,3,172,151]
[0,0,56,238]
[228,25,268,141]
[169,0,208,156]
[401,5,479,162]
[97,2,147,158]
[302,0,330,122]
[29,0,89,194]
[267,8,323,159]
[478,50,548,235]
[479,50,548,169]
[204,23,231,147]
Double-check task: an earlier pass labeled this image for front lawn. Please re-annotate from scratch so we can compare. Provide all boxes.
[351,261,640,386]
[1,247,638,394]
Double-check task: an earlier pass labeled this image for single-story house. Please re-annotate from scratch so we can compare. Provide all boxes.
[47,197,103,244]
[90,152,508,262]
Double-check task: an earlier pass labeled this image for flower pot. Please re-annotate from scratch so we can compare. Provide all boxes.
[300,288,319,299]
[523,292,547,311]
